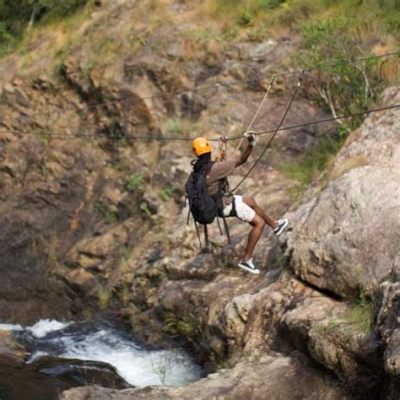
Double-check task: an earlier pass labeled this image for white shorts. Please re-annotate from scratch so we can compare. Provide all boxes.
[223,195,256,223]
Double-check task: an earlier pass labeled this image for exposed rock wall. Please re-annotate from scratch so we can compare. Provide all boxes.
[0,0,325,325]
[286,87,400,396]
[62,87,400,399]
[61,354,345,400]
[0,72,155,323]
[2,2,399,399]
[288,89,400,298]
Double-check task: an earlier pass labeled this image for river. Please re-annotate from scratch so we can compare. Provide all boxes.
[0,319,203,400]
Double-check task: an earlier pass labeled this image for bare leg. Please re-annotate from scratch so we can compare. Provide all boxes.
[243,214,265,261]
[243,197,277,230]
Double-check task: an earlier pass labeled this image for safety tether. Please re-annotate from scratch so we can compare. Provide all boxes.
[235,75,277,153]
[231,71,304,193]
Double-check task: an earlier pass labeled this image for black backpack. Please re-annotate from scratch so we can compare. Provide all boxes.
[185,160,222,225]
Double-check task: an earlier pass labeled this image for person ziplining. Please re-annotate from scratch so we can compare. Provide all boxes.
[185,72,303,275]
[186,136,288,275]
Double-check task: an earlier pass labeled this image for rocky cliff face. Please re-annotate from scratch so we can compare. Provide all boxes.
[0,0,323,324]
[62,88,400,399]
[0,74,155,323]
[288,88,400,299]
[62,354,345,400]
[1,1,399,399]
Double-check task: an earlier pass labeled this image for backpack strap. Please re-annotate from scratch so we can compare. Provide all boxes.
[210,178,226,216]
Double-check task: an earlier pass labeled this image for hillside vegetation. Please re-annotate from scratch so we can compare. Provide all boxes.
[2,0,398,117]
[0,0,89,54]
[0,0,398,213]
[2,0,399,61]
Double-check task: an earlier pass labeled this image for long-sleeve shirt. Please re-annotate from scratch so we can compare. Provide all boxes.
[206,155,240,206]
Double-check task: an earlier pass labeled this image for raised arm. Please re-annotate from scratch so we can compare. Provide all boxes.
[235,134,256,167]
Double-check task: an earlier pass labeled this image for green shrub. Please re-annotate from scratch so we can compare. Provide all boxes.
[383,11,400,34]
[164,314,195,338]
[0,22,16,55]
[125,173,144,191]
[41,0,88,20]
[140,201,152,217]
[281,135,343,186]
[0,0,88,55]
[298,17,386,131]
[0,0,88,30]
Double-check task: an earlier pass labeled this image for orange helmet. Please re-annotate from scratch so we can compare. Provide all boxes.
[192,137,212,157]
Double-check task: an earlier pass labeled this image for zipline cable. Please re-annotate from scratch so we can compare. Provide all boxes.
[6,102,400,142]
[227,103,400,140]
[17,51,399,137]
[230,72,305,193]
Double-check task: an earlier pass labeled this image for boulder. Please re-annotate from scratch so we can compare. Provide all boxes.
[288,89,400,298]
[34,356,130,389]
[281,295,381,387]
[375,280,400,386]
[61,354,345,400]
[0,331,27,362]
[0,355,129,400]
[289,166,400,297]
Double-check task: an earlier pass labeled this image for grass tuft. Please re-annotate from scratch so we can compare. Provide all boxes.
[343,293,374,335]
[280,135,343,190]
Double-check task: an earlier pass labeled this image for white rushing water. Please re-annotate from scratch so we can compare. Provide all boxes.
[27,319,71,338]
[0,319,202,387]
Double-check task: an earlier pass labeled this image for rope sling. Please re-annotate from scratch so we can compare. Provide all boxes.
[231,72,304,193]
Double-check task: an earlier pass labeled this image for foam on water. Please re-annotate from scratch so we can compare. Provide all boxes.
[2,320,202,387]
[27,319,71,338]
[55,329,202,386]
[0,320,70,337]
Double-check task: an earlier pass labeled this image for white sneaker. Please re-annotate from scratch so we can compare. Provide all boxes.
[238,259,260,275]
[273,219,288,236]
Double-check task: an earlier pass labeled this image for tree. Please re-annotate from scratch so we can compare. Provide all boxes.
[298,17,383,133]
[0,0,87,54]
[0,0,87,35]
